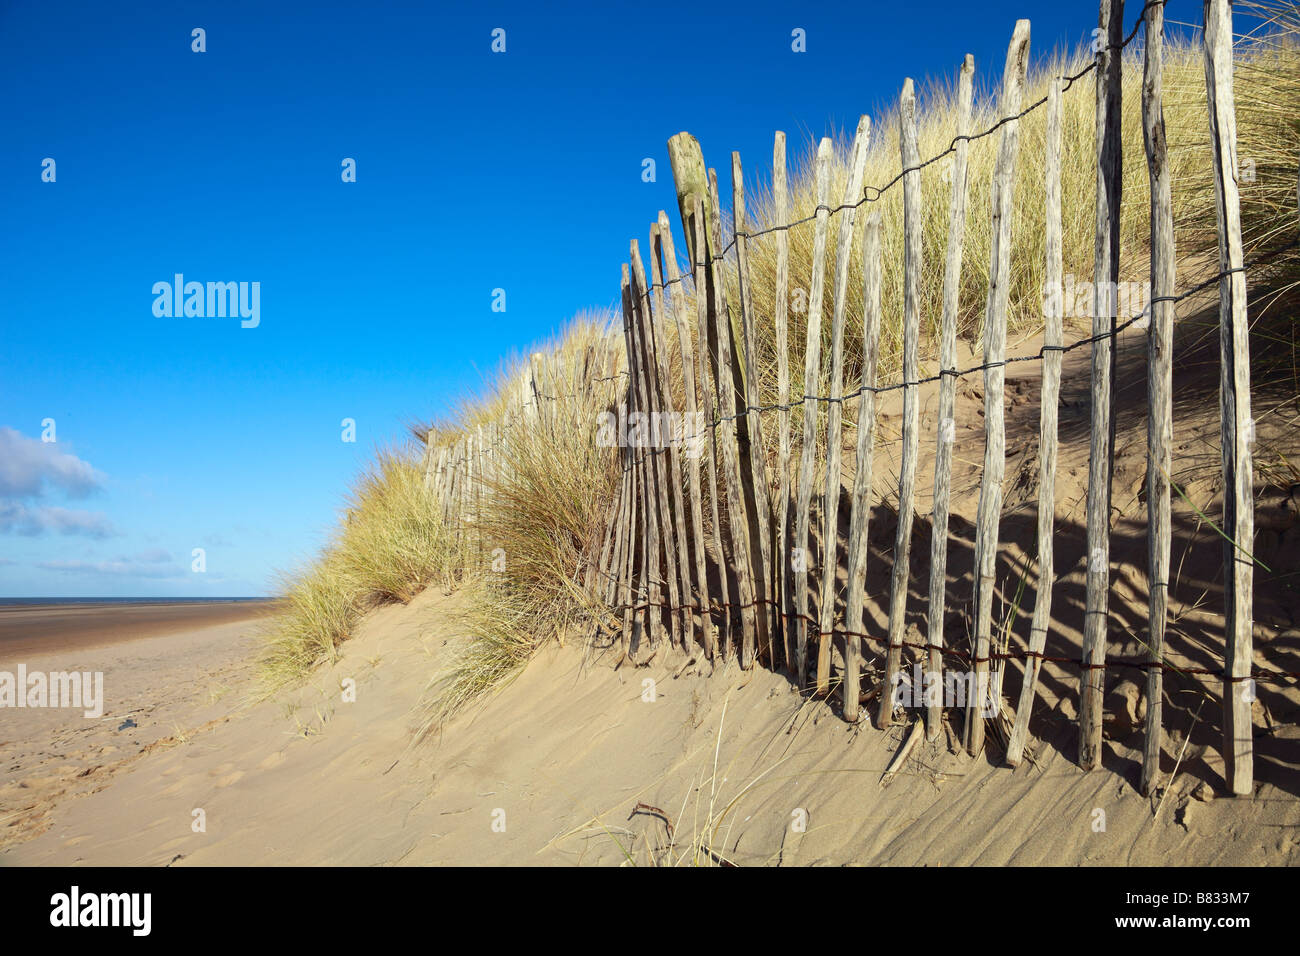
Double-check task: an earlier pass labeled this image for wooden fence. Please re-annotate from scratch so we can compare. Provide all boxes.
[426,0,1293,799]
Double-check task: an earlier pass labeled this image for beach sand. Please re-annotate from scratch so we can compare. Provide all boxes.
[2,584,1296,866]
[3,311,1297,865]
[0,601,277,662]
[0,602,274,849]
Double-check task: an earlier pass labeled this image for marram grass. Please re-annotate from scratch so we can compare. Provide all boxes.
[263,5,1300,728]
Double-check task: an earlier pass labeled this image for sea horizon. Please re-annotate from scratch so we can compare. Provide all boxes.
[0,596,275,606]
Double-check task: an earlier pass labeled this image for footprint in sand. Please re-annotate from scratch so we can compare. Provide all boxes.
[257,751,286,770]
[214,771,244,788]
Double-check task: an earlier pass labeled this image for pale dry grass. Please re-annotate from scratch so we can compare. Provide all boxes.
[260,449,452,692]
[266,6,1300,723]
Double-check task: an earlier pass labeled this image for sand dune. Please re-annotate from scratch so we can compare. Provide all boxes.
[4,585,1295,866]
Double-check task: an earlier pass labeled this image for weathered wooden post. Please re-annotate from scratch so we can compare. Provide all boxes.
[1204,0,1255,796]
[622,266,659,653]
[732,152,778,664]
[925,54,975,740]
[1080,0,1124,772]
[1007,74,1065,768]
[773,132,796,674]
[794,139,834,690]
[842,212,884,724]
[1140,0,1176,796]
[690,199,732,654]
[818,115,872,698]
[647,225,694,650]
[881,81,923,729]
[629,247,680,650]
[966,19,1030,755]
[656,211,716,658]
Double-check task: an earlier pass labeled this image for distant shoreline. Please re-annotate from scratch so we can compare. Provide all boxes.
[0,597,273,605]
[0,600,281,664]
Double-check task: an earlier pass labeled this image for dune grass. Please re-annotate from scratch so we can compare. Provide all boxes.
[733,25,1299,425]
[260,448,452,693]
[264,4,1300,725]
[418,318,623,732]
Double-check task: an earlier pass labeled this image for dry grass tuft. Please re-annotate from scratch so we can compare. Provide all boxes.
[264,6,1300,727]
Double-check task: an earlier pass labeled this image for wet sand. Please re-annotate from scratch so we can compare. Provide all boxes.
[0,601,280,664]
[0,611,270,850]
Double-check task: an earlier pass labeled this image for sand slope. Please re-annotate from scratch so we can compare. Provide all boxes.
[4,584,1296,866]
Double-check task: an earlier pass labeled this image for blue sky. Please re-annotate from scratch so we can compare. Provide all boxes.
[0,0,1113,597]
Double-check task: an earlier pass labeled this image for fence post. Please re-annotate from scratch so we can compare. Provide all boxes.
[926,54,975,741]
[1204,0,1255,796]
[794,138,834,690]
[656,211,716,659]
[648,224,695,651]
[702,177,763,665]
[597,433,625,607]
[773,131,796,675]
[475,424,485,561]
[1007,77,1065,770]
[629,246,681,651]
[604,452,629,607]
[670,188,734,655]
[880,81,923,729]
[619,444,639,661]
[732,153,777,667]
[843,212,884,724]
[818,115,872,698]
[965,19,1030,756]
[1080,0,1124,771]
[1139,0,1176,796]
[622,266,659,654]
[667,133,744,657]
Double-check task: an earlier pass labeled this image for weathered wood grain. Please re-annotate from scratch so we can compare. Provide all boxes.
[648,224,695,649]
[843,212,884,724]
[881,80,923,730]
[818,115,872,699]
[773,131,795,674]
[1204,0,1255,796]
[794,138,834,691]
[732,152,777,665]
[657,210,715,658]
[630,243,680,650]
[966,19,1029,755]
[1080,0,1123,771]
[1139,0,1175,796]
[925,53,975,741]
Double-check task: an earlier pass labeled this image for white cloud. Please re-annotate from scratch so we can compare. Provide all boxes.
[133,548,173,563]
[36,555,184,579]
[0,427,106,499]
[0,502,117,538]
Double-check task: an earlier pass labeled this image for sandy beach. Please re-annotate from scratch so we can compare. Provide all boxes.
[3,0,1297,873]
[2,319,1299,865]
[0,601,275,849]
[2,585,1297,866]
[0,601,278,663]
